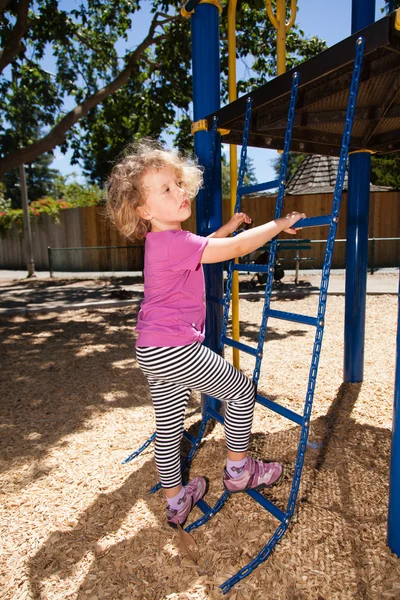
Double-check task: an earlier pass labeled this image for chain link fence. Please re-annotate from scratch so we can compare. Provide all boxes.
[47,238,399,277]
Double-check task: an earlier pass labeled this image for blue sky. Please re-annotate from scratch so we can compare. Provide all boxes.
[51,0,388,183]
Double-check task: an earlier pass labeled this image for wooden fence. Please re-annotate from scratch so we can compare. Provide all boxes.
[0,191,398,270]
[237,191,400,269]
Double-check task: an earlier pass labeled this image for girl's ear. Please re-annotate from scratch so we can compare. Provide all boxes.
[137,204,152,220]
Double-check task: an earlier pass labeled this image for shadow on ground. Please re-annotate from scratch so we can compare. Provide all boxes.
[0,307,148,475]
[0,276,144,310]
[26,382,396,600]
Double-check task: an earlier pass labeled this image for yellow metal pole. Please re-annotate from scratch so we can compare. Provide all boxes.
[276,0,286,75]
[266,0,297,153]
[226,0,298,369]
[266,0,297,75]
[228,0,240,369]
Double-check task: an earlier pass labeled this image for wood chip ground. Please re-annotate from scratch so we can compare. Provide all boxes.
[1,291,399,599]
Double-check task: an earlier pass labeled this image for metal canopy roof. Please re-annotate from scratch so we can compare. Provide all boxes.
[206,11,400,156]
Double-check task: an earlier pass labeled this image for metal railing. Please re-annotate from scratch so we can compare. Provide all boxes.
[47,245,144,277]
[293,238,400,273]
[47,238,399,277]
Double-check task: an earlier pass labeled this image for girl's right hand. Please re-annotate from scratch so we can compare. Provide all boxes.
[281,211,306,234]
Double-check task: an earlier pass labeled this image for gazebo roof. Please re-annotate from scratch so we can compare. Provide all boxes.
[284,155,392,195]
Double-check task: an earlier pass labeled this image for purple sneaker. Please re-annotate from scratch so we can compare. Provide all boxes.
[223,456,283,494]
[166,477,208,528]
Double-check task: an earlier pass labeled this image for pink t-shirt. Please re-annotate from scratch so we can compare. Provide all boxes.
[136,229,209,347]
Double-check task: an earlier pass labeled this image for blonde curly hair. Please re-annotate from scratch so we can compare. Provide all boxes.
[104,139,203,241]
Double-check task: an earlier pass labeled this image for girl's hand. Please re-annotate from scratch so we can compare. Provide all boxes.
[226,212,252,235]
[207,212,252,238]
[282,211,306,235]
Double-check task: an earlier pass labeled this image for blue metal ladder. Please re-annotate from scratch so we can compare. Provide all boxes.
[124,36,365,595]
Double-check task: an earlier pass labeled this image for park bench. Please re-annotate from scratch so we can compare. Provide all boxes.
[241,238,316,286]
[275,239,316,284]
[253,239,315,285]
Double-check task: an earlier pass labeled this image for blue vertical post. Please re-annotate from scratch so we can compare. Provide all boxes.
[388,271,400,557]
[344,0,375,383]
[344,152,371,381]
[351,0,375,31]
[190,0,223,412]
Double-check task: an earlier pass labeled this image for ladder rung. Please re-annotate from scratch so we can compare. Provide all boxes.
[256,393,304,426]
[267,309,318,327]
[197,498,212,514]
[221,336,258,356]
[294,215,332,228]
[233,263,270,273]
[208,401,287,521]
[183,431,196,445]
[206,405,224,425]
[207,407,285,522]
[246,489,286,522]
[238,179,280,196]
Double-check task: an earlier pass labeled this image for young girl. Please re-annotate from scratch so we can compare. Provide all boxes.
[105,139,305,529]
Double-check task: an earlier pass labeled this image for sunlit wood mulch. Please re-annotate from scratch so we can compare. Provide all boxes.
[0,292,399,600]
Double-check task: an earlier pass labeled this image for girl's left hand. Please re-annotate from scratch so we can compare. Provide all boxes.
[226,212,252,235]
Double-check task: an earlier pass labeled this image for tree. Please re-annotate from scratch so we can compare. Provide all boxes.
[368,3,400,190]
[221,152,258,198]
[371,154,400,190]
[272,152,306,181]
[82,2,327,184]
[255,1,400,192]
[3,153,60,208]
[53,175,103,206]
[0,1,327,184]
[0,0,181,180]
[383,0,400,12]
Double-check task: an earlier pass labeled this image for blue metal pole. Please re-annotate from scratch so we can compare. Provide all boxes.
[344,152,371,381]
[388,271,400,557]
[351,0,375,31]
[344,0,375,383]
[191,1,223,412]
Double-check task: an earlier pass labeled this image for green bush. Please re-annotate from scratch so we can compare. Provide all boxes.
[0,178,104,236]
[53,177,104,207]
[0,197,74,236]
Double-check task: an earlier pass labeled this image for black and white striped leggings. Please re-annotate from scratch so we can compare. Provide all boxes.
[135,342,256,489]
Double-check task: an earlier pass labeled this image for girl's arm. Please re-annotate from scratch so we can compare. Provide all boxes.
[207,212,252,239]
[201,211,306,264]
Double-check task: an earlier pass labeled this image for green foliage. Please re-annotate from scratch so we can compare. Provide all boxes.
[53,175,103,206]
[0,197,73,236]
[3,154,60,209]
[383,0,400,12]
[0,0,327,186]
[0,176,103,236]
[272,152,307,181]
[371,154,400,190]
[221,152,258,198]
[0,183,11,212]
[219,2,327,99]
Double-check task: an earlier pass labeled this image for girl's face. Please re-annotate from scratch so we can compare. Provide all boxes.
[139,166,191,232]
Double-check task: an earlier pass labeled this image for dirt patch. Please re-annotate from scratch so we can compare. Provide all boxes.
[0,294,399,600]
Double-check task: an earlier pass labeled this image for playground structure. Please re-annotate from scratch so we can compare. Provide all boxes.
[0,4,398,600]
[124,0,400,594]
